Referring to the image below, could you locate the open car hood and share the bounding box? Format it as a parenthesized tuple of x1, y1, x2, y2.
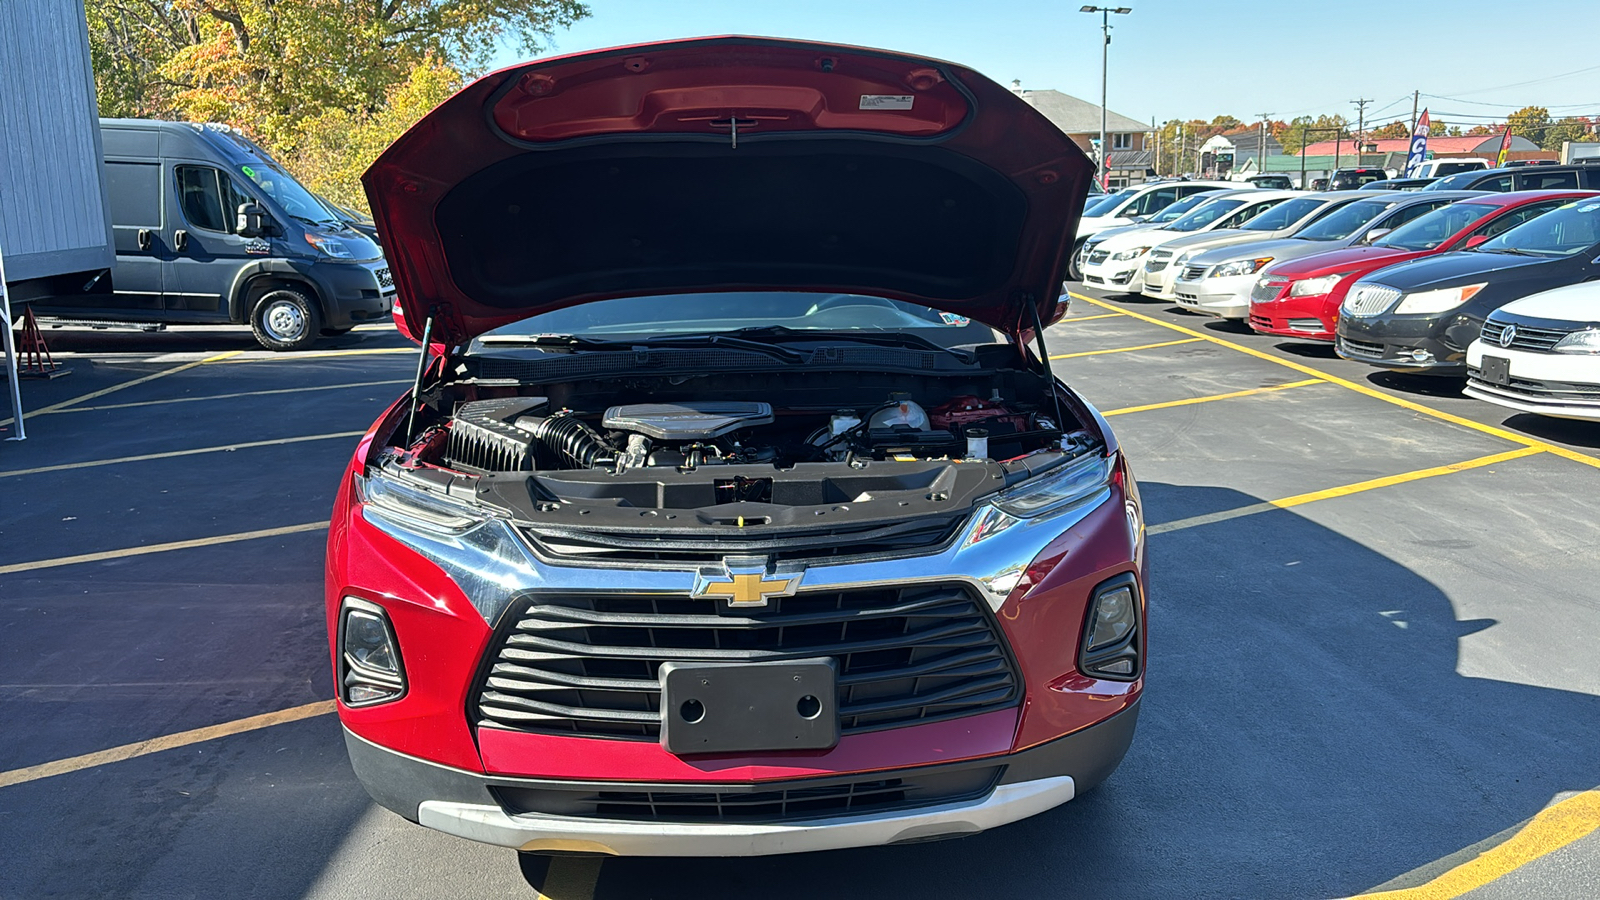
(364, 36, 1093, 344)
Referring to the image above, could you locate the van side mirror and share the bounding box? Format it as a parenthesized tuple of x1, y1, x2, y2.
(1362, 228, 1392, 245)
(1464, 234, 1491, 249)
(236, 202, 267, 238)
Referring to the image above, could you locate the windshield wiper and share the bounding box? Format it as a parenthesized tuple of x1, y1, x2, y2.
(728, 325, 978, 363)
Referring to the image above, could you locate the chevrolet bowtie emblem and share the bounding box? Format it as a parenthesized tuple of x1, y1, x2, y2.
(692, 560, 802, 608)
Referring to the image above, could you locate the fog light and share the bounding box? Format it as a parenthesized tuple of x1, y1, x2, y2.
(1410, 348, 1433, 362)
(340, 597, 406, 706)
(1079, 574, 1141, 681)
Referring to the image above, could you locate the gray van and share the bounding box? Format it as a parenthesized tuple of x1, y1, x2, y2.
(30, 119, 394, 350)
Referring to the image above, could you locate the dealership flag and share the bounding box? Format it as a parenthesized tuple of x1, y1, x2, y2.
(1496, 126, 1514, 167)
(1404, 110, 1430, 176)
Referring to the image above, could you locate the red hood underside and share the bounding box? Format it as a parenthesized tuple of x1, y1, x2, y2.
(363, 36, 1093, 344)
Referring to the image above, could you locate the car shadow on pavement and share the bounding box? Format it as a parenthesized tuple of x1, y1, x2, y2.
(1499, 413, 1600, 449)
(585, 482, 1600, 900)
(33, 326, 406, 356)
(1366, 370, 1466, 398)
(1272, 341, 1338, 360)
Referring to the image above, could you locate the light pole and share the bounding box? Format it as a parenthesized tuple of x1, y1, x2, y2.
(1081, 5, 1131, 188)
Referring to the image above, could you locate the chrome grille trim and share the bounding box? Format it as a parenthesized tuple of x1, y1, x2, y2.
(1342, 284, 1402, 317)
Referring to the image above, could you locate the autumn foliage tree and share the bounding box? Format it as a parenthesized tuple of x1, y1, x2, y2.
(85, 0, 588, 207)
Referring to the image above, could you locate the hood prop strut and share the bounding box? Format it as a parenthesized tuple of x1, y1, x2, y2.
(1026, 298, 1067, 442)
(404, 312, 435, 445)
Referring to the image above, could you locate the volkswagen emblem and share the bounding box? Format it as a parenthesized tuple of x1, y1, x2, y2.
(1498, 324, 1517, 349)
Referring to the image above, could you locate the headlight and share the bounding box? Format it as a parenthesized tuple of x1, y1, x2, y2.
(1211, 257, 1275, 278)
(358, 469, 483, 532)
(1079, 574, 1141, 680)
(305, 232, 354, 259)
(1112, 246, 1152, 261)
(991, 451, 1113, 519)
(1393, 283, 1486, 315)
(1289, 272, 1352, 297)
(1554, 329, 1600, 354)
(340, 597, 405, 706)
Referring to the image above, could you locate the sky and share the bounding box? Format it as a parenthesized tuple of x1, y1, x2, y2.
(491, 0, 1600, 129)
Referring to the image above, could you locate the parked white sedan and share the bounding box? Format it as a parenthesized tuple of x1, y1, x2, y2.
(1465, 281, 1600, 421)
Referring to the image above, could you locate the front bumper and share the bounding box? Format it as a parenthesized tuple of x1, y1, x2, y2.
(1335, 311, 1469, 374)
(1140, 256, 1180, 299)
(1248, 290, 1335, 341)
(310, 259, 397, 328)
(1174, 272, 1254, 319)
(1080, 258, 1147, 292)
(1464, 340, 1600, 421)
(347, 700, 1140, 857)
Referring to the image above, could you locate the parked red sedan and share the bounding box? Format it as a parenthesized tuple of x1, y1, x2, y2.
(1248, 190, 1596, 341)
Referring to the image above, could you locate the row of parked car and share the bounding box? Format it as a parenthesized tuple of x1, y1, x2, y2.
(1072, 172, 1600, 423)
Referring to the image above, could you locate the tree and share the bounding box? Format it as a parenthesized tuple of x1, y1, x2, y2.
(85, 0, 588, 204)
(1429, 119, 1448, 137)
(1506, 106, 1552, 146)
(1542, 116, 1595, 151)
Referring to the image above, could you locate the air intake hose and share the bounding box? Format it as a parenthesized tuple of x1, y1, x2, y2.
(517, 412, 617, 469)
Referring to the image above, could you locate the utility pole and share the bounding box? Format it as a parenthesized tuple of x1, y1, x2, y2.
(1152, 116, 1159, 175)
(1352, 98, 1372, 162)
(1255, 112, 1272, 178)
(1081, 6, 1132, 188)
(1300, 121, 1307, 188)
(1410, 90, 1420, 136)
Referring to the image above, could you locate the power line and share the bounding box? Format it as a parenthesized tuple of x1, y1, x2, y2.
(1421, 93, 1599, 110)
(1434, 63, 1600, 99)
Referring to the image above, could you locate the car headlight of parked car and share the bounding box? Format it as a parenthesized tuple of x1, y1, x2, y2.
(1553, 329, 1600, 354)
(1289, 272, 1354, 297)
(306, 232, 355, 259)
(1111, 246, 1152, 261)
(1211, 257, 1274, 278)
(1393, 283, 1486, 315)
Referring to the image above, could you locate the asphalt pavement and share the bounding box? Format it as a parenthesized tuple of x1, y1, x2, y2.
(1, 307, 1596, 900)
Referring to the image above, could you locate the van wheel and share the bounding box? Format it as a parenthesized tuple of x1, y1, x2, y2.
(251, 288, 322, 351)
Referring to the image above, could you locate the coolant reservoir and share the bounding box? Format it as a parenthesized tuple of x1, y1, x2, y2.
(868, 396, 930, 430)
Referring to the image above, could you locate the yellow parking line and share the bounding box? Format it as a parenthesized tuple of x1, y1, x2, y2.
(0, 520, 330, 576)
(1358, 790, 1600, 899)
(0, 431, 366, 479)
(1070, 293, 1600, 471)
(1147, 448, 1543, 535)
(37, 379, 410, 415)
(1049, 337, 1202, 360)
(0, 700, 335, 790)
(1058, 313, 1123, 322)
(0, 350, 243, 427)
(1103, 379, 1324, 417)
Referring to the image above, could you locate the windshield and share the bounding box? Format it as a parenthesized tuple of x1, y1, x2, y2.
(1165, 198, 1245, 232)
(1083, 189, 1137, 217)
(1373, 203, 1491, 251)
(237, 163, 341, 228)
(1293, 199, 1393, 241)
(1424, 171, 1489, 191)
(1241, 197, 1325, 231)
(1480, 200, 1600, 257)
(1147, 192, 1216, 224)
(476, 293, 1001, 347)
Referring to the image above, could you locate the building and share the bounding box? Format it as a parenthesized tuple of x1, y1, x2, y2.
(1259, 133, 1548, 187)
(1011, 82, 1151, 187)
(0, 0, 113, 302)
(1199, 126, 1283, 178)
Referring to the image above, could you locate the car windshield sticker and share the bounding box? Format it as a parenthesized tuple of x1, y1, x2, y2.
(241, 165, 256, 178)
(1579, 204, 1600, 213)
(939, 312, 971, 326)
(859, 94, 915, 110)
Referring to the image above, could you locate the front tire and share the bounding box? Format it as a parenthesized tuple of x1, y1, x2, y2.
(1066, 240, 1086, 282)
(251, 288, 323, 352)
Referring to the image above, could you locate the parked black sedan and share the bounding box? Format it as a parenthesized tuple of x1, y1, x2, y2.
(1335, 196, 1600, 375)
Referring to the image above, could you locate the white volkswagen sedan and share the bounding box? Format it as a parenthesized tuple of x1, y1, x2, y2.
(1465, 281, 1600, 421)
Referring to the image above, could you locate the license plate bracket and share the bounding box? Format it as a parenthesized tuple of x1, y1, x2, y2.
(659, 658, 839, 755)
(1481, 354, 1511, 386)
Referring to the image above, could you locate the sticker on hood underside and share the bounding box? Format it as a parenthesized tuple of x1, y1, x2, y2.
(860, 94, 915, 110)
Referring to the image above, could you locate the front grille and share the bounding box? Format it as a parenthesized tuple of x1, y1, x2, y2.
(1469, 373, 1600, 403)
(1481, 317, 1577, 353)
(1338, 336, 1385, 359)
(1145, 258, 1169, 273)
(1249, 314, 1274, 330)
(1087, 249, 1111, 265)
(1252, 278, 1288, 304)
(493, 766, 1003, 824)
(1343, 283, 1402, 317)
(1180, 265, 1208, 281)
(522, 515, 965, 564)
(474, 586, 1021, 741)
(1288, 318, 1325, 332)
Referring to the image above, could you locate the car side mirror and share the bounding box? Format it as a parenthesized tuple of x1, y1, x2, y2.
(1363, 228, 1392, 245)
(1464, 234, 1491, 249)
(236, 202, 266, 238)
